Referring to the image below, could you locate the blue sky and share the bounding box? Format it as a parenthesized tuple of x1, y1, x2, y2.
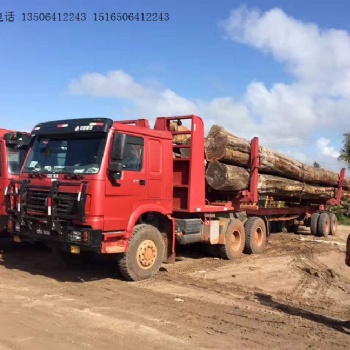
(1, 0, 350, 171)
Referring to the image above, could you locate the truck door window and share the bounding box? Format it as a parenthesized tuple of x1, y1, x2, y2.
(122, 136, 143, 171)
(6, 147, 27, 175)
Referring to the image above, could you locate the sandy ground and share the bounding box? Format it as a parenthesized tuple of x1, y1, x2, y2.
(0, 225, 349, 350)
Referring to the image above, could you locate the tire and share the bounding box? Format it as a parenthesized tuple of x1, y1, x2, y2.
(329, 213, 338, 235)
(218, 220, 245, 260)
(244, 217, 267, 254)
(310, 213, 320, 236)
(317, 212, 330, 238)
(118, 224, 165, 281)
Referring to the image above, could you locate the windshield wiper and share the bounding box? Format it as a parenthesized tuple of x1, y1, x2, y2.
(25, 168, 47, 179)
(60, 168, 85, 180)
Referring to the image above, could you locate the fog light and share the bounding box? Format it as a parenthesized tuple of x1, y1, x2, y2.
(70, 245, 80, 254)
(68, 231, 82, 242)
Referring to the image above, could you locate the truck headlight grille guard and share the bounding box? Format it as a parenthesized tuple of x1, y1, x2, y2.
(5, 179, 88, 227)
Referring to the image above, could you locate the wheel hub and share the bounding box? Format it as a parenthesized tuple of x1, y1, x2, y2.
(137, 240, 157, 269)
(254, 227, 263, 246)
(230, 230, 241, 251)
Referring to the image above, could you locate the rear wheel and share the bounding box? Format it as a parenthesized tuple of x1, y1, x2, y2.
(329, 213, 338, 235)
(218, 220, 245, 260)
(118, 224, 165, 281)
(310, 213, 320, 236)
(244, 217, 267, 254)
(317, 213, 330, 238)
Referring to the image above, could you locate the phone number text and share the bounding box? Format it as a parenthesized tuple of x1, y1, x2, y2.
(21, 12, 170, 22)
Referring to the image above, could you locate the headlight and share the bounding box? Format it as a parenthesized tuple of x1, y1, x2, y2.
(68, 231, 82, 242)
(68, 230, 89, 243)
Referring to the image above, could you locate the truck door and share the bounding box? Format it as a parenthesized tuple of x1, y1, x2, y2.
(104, 134, 147, 231)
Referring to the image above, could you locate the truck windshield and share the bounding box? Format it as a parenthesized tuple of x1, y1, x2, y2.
(22, 134, 106, 174)
(6, 147, 28, 174)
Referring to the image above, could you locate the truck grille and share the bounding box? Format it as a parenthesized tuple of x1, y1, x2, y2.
(26, 190, 47, 213)
(25, 189, 78, 217)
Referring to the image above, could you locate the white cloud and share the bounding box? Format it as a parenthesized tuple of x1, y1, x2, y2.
(68, 7, 350, 172)
(316, 137, 340, 158)
(69, 70, 198, 118)
(69, 70, 149, 99)
(220, 7, 350, 97)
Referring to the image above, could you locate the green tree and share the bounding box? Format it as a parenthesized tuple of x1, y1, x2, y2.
(313, 161, 321, 168)
(338, 133, 350, 168)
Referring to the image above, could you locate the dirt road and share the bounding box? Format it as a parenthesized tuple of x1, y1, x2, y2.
(0, 226, 349, 350)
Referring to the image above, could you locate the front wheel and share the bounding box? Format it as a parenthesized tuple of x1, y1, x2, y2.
(118, 224, 165, 281)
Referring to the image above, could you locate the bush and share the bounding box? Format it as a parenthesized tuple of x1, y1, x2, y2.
(329, 205, 350, 225)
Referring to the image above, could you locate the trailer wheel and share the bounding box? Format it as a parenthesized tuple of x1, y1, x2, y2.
(244, 217, 266, 254)
(329, 213, 338, 235)
(317, 213, 330, 238)
(118, 224, 165, 281)
(310, 213, 320, 236)
(218, 220, 245, 260)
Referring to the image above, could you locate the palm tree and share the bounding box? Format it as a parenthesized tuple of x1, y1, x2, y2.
(338, 133, 350, 168)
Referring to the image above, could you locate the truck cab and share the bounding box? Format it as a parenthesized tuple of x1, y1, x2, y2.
(6, 118, 175, 279)
(0, 130, 30, 232)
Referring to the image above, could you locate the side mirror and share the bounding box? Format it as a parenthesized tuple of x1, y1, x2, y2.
(108, 162, 123, 173)
(108, 162, 123, 182)
(4, 132, 32, 148)
(111, 133, 126, 161)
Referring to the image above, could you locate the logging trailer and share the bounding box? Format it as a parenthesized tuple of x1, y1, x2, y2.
(4, 115, 346, 280)
(0, 130, 31, 233)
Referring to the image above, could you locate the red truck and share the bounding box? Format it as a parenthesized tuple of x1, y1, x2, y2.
(0, 130, 31, 233)
(5, 115, 345, 280)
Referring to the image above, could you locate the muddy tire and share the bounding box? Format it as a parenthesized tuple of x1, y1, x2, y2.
(310, 213, 320, 236)
(244, 217, 267, 254)
(317, 213, 330, 238)
(329, 213, 337, 235)
(218, 220, 245, 260)
(118, 224, 165, 281)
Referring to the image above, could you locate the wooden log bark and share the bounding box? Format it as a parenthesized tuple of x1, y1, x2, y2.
(205, 161, 339, 199)
(205, 125, 350, 190)
(170, 122, 191, 144)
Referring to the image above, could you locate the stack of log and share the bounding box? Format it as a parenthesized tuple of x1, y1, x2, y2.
(204, 125, 350, 200)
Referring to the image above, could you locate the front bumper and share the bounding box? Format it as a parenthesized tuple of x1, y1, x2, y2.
(16, 222, 102, 251)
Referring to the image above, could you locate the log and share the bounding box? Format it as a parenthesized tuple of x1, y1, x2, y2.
(205, 125, 350, 190)
(205, 161, 340, 199)
(170, 122, 191, 144)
